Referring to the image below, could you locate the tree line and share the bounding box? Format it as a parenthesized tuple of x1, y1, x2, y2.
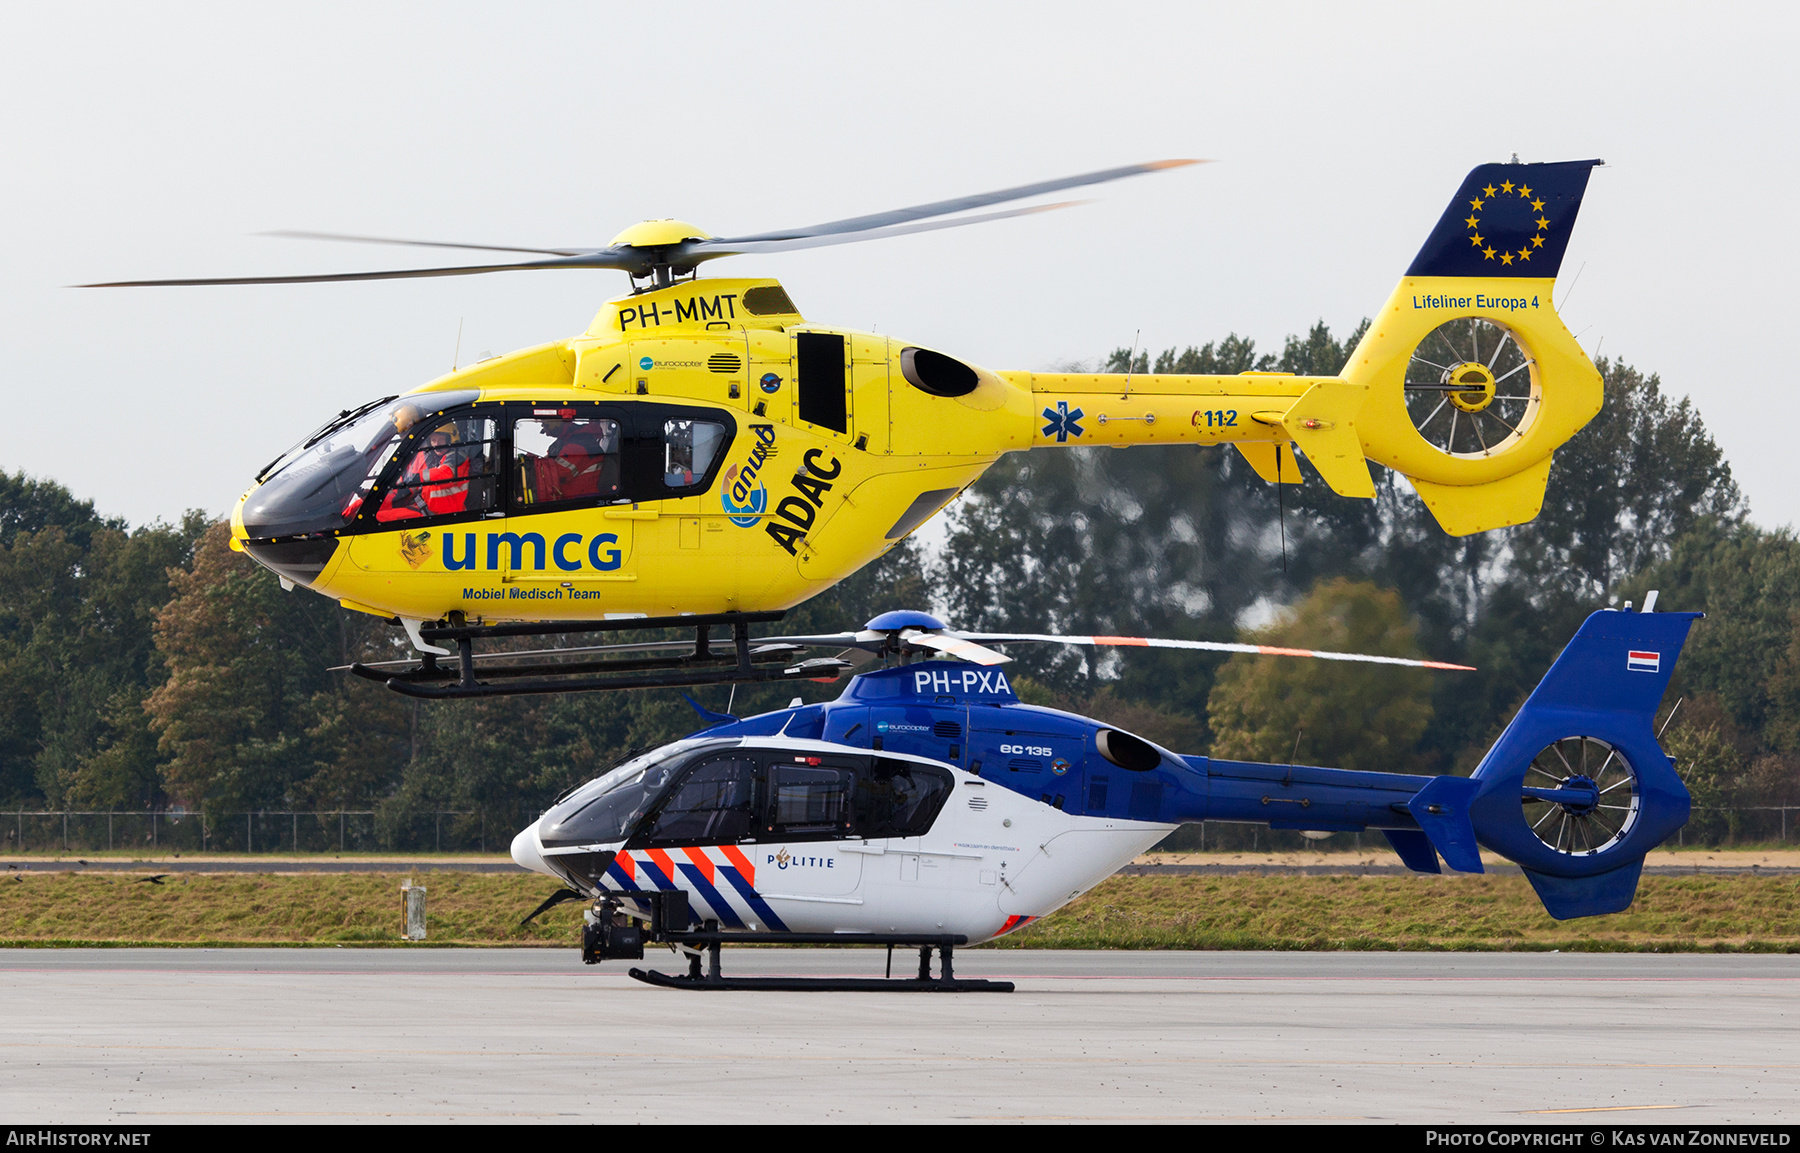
(0, 324, 1788, 847)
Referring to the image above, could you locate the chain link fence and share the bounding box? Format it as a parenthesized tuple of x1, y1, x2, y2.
(0, 809, 538, 854)
(8, 805, 1799, 856)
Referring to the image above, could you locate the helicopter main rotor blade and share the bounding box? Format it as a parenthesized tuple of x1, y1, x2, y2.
(709, 159, 1204, 245)
(262, 230, 594, 258)
(76, 251, 636, 288)
(960, 633, 1475, 671)
(83, 160, 1203, 287)
(900, 629, 1011, 666)
(687, 201, 1088, 258)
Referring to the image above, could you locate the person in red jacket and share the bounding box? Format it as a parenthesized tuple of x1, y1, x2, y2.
(530, 417, 618, 503)
(379, 422, 471, 521)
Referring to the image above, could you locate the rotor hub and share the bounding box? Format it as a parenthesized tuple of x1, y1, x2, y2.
(609, 219, 713, 248)
(1444, 362, 1497, 413)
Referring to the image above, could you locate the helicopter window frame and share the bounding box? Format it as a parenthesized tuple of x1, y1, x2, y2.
(615, 748, 956, 849)
(505, 403, 627, 516)
(614, 402, 738, 501)
(629, 753, 764, 849)
(857, 757, 955, 839)
(367, 408, 505, 528)
(766, 760, 858, 839)
(244, 391, 485, 541)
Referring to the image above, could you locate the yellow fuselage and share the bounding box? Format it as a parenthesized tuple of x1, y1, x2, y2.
(232, 272, 1594, 624)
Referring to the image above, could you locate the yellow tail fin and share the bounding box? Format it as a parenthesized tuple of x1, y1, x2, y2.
(1342, 159, 1604, 534)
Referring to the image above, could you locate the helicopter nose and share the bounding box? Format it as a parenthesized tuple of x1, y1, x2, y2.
(511, 824, 551, 877)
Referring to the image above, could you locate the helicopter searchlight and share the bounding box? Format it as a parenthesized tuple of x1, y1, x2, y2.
(87, 159, 1607, 683)
(510, 603, 1698, 992)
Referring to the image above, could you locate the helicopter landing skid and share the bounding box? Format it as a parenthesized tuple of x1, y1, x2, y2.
(350, 609, 852, 699)
(630, 931, 1013, 993)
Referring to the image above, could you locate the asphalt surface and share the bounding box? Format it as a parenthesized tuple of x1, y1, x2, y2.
(2, 949, 1796, 1123)
(7, 857, 1797, 875)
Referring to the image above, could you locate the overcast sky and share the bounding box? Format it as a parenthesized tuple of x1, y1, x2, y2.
(4, 2, 1794, 533)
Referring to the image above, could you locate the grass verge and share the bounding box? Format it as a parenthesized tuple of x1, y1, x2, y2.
(1, 870, 1796, 951)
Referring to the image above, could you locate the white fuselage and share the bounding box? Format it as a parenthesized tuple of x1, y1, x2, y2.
(512, 737, 1171, 944)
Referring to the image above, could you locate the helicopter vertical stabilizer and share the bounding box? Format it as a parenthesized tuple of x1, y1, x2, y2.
(1339, 159, 1606, 535)
(1460, 604, 1699, 919)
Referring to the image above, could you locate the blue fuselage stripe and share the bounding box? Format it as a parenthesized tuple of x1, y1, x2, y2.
(676, 863, 747, 929)
(719, 866, 789, 932)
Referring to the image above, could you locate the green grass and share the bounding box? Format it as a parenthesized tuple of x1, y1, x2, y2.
(990, 873, 1800, 952)
(3, 869, 1799, 950)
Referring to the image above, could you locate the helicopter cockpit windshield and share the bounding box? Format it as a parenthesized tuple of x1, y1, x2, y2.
(538, 740, 713, 849)
(241, 391, 479, 538)
(537, 739, 958, 855)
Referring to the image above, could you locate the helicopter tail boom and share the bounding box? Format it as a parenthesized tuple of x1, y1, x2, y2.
(1009, 159, 1606, 535)
(1174, 603, 1695, 920)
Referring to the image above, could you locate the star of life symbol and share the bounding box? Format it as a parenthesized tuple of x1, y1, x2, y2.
(1042, 400, 1085, 442)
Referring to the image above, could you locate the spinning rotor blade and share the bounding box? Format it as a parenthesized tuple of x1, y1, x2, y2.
(687, 200, 1089, 258)
(77, 251, 635, 288)
(962, 633, 1475, 671)
(79, 159, 1203, 287)
(709, 159, 1203, 244)
(261, 230, 593, 257)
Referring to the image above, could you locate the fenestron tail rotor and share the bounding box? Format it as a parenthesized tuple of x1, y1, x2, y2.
(78, 159, 1204, 290)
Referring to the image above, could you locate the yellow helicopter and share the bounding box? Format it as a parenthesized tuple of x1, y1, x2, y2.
(90, 158, 1604, 696)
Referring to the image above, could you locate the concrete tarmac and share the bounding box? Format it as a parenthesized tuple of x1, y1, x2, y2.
(2, 949, 1796, 1124)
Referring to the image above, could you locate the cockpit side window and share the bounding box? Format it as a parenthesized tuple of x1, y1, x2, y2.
(611, 748, 953, 848)
(241, 390, 481, 540)
(375, 413, 500, 524)
(634, 755, 761, 846)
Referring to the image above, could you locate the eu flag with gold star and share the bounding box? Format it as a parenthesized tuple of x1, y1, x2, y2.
(1408, 159, 1601, 278)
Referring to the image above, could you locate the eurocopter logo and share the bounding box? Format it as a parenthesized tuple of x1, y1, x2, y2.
(638, 356, 654, 371)
(721, 425, 776, 528)
(1042, 400, 1085, 442)
(876, 721, 930, 734)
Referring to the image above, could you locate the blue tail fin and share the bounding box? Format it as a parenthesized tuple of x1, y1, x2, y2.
(1466, 607, 1700, 919)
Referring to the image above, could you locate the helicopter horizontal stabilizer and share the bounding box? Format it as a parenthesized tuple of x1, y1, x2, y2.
(1380, 830, 1442, 874)
(1403, 775, 1484, 873)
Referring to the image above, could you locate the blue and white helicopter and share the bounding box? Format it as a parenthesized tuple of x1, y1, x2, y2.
(511, 600, 1697, 991)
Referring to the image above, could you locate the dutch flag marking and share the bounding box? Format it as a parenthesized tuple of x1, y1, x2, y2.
(1628, 650, 1660, 673)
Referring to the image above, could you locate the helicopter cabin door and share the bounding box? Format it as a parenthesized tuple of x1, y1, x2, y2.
(793, 331, 854, 446)
(499, 402, 634, 597)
